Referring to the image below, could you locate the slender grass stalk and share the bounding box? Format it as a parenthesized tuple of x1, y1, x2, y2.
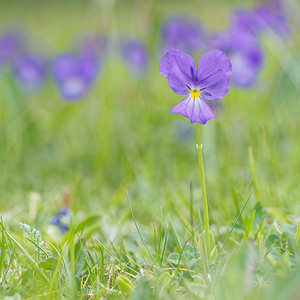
(189, 182, 194, 230)
(198, 235, 208, 284)
(128, 198, 159, 265)
(248, 147, 260, 199)
(48, 247, 66, 299)
(216, 192, 251, 261)
(69, 229, 77, 299)
(196, 124, 210, 258)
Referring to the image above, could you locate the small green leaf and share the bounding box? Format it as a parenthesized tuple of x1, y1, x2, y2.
(39, 257, 58, 271)
(74, 214, 102, 234)
(116, 275, 134, 293)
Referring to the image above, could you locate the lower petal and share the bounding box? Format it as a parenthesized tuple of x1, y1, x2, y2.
(170, 96, 215, 124)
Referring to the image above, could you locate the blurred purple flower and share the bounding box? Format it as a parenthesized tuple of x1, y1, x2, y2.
(255, 0, 290, 36)
(53, 53, 99, 101)
(210, 23, 263, 88)
(160, 17, 203, 54)
(12, 55, 46, 95)
(229, 28, 263, 87)
(231, 10, 264, 36)
(120, 38, 148, 76)
(79, 35, 108, 59)
(0, 31, 25, 66)
(159, 49, 231, 124)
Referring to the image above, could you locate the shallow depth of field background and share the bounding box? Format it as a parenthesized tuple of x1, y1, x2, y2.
(1, 0, 300, 299)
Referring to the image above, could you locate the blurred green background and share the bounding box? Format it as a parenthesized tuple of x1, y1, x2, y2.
(1, 0, 300, 299)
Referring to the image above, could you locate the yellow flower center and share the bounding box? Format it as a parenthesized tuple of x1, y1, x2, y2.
(190, 89, 200, 99)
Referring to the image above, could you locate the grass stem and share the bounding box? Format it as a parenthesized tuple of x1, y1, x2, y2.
(196, 124, 210, 258)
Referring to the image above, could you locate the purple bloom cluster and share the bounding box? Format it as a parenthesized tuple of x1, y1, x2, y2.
(159, 49, 231, 124)
(0, 30, 150, 100)
(0, 0, 291, 102)
(207, 0, 289, 88)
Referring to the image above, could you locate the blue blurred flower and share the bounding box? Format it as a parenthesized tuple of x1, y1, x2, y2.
(53, 53, 99, 101)
(59, 223, 69, 233)
(50, 207, 71, 233)
(12, 54, 46, 95)
(160, 16, 203, 54)
(120, 38, 148, 76)
(58, 207, 70, 217)
(50, 216, 61, 226)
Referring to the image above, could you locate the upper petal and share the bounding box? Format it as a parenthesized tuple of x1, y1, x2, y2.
(198, 70, 230, 100)
(159, 49, 195, 94)
(196, 50, 232, 82)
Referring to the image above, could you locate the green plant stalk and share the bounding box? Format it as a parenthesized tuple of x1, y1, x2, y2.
(248, 147, 260, 199)
(196, 123, 210, 257)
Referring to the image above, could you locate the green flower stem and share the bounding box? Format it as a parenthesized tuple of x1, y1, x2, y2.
(196, 123, 210, 257)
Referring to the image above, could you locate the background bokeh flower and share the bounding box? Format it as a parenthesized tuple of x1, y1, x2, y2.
(120, 37, 148, 76)
(160, 16, 203, 54)
(53, 53, 99, 100)
(12, 54, 46, 95)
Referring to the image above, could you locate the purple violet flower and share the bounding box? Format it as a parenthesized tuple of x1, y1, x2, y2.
(53, 53, 99, 101)
(120, 38, 148, 76)
(12, 55, 46, 95)
(159, 49, 231, 124)
(160, 17, 203, 54)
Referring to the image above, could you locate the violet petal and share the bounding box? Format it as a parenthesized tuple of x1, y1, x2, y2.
(159, 49, 195, 95)
(196, 50, 232, 82)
